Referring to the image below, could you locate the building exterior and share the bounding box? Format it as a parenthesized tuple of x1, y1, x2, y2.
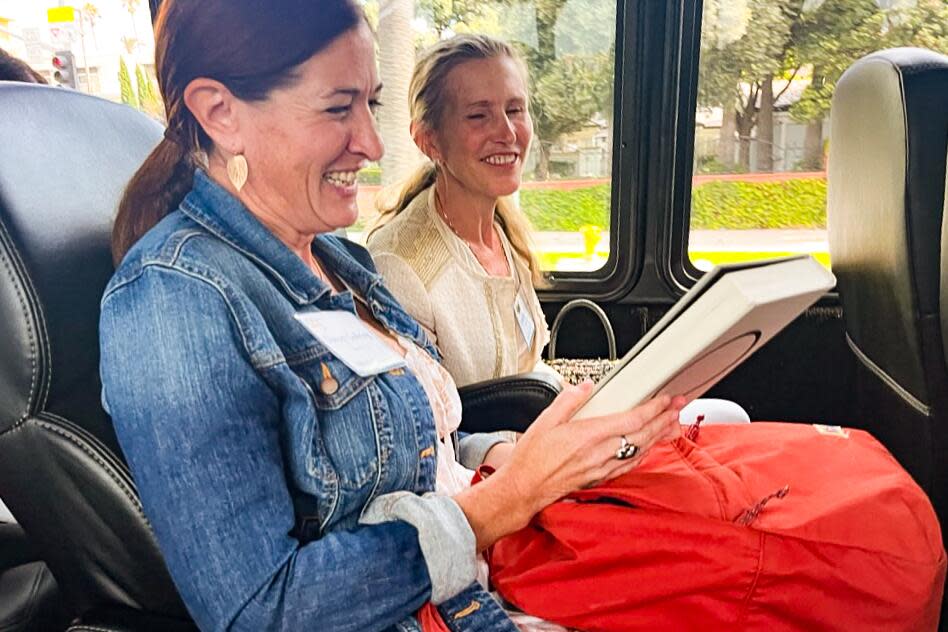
(0, 1, 155, 107)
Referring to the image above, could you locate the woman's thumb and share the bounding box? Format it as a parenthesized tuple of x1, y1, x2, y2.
(531, 381, 594, 429)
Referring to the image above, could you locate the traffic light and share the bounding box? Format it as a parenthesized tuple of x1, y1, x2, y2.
(51, 51, 77, 89)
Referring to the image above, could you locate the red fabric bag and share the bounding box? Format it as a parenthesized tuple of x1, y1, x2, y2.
(489, 422, 946, 631)
(418, 603, 451, 632)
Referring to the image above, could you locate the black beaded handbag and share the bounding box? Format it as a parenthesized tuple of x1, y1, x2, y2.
(546, 299, 619, 385)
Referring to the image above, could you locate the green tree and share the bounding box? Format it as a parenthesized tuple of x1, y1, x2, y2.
(700, 0, 947, 173)
(81, 3, 100, 48)
(121, 0, 141, 41)
(788, 0, 893, 168)
(135, 64, 162, 118)
(118, 57, 135, 106)
(786, 0, 948, 169)
(413, 0, 616, 179)
(529, 52, 611, 178)
(421, 0, 508, 34)
(134, 64, 147, 109)
(505, 0, 615, 179)
(121, 35, 139, 55)
(888, 0, 948, 54)
(698, 0, 795, 171)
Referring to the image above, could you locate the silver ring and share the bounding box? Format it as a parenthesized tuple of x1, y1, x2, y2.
(616, 435, 638, 460)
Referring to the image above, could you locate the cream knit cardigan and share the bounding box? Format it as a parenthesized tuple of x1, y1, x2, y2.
(367, 186, 550, 387)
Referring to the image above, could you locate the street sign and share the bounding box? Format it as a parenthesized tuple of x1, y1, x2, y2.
(48, 26, 75, 48)
(22, 27, 45, 65)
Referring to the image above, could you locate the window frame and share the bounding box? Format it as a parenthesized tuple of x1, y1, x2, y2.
(537, 0, 707, 303)
(143, 0, 660, 301)
(537, 0, 641, 301)
(545, 0, 710, 305)
(662, 0, 704, 292)
(663, 0, 839, 301)
(593, 0, 701, 306)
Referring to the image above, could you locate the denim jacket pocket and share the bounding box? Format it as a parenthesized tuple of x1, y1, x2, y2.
(296, 354, 386, 492)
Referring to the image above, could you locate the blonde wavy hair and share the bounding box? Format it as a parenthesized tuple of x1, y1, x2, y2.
(371, 33, 543, 286)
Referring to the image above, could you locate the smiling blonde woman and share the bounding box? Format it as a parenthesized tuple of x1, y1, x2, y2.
(368, 35, 554, 388)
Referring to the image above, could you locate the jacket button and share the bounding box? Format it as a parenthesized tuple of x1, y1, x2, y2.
(320, 377, 339, 395)
(319, 362, 339, 395)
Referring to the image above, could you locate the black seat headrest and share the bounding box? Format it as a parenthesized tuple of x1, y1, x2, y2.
(828, 48, 948, 412)
(943, 156, 948, 372)
(0, 82, 162, 446)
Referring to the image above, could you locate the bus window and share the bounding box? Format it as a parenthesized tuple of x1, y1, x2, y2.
(690, 0, 948, 272)
(360, 0, 619, 274)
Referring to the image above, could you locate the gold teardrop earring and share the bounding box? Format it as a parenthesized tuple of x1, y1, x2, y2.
(226, 153, 248, 192)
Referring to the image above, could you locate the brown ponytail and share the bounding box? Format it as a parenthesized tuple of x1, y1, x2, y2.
(112, 138, 194, 264)
(111, 0, 363, 264)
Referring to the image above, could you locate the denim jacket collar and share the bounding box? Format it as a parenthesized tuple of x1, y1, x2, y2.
(179, 170, 436, 356)
(181, 169, 385, 300)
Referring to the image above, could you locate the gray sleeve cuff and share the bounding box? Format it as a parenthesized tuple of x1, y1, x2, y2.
(359, 492, 476, 604)
(458, 432, 511, 469)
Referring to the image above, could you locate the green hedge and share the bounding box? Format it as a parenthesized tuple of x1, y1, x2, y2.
(519, 178, 827, 231)
(357, 164, 382, 185)
(690, 178, 827, 230)
(520, 185, 611, 231)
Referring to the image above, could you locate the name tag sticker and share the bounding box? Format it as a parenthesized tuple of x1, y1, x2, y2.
(294, 310, 405, 377)
(514, 292, 536, 348)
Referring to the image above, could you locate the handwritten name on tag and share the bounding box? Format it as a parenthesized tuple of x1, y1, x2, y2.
(295, 310, 405, 377)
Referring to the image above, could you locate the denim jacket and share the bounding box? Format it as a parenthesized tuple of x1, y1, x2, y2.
(99, 170, 520, 632)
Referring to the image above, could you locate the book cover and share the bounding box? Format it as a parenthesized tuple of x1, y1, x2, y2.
(573, 255, 836, 420)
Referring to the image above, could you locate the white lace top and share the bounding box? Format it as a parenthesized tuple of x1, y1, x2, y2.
(398, 338, 567, 632)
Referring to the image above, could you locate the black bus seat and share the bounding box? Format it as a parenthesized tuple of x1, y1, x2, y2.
(827, 48, 948, 525)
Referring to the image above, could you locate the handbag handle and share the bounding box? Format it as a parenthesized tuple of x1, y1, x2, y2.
(547, 299, 617, 361)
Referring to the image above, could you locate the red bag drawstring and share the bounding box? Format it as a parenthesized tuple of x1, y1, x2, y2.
(735, 484, 791, 526)
(685, 414, 706, 442)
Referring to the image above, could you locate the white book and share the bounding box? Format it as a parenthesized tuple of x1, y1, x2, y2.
(573, 255, 836, 420)
(0, 496, 15, 523)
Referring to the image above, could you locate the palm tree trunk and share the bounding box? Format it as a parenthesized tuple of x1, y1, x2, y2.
(377, 0, 419, 186)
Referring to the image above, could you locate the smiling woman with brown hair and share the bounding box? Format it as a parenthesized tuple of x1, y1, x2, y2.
(98, 2, 683, 630)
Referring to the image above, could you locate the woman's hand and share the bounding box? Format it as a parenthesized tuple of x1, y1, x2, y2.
(454, 383, 685, 550)
(482, 440, 517, 470)
(501, 383, 685, 515)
